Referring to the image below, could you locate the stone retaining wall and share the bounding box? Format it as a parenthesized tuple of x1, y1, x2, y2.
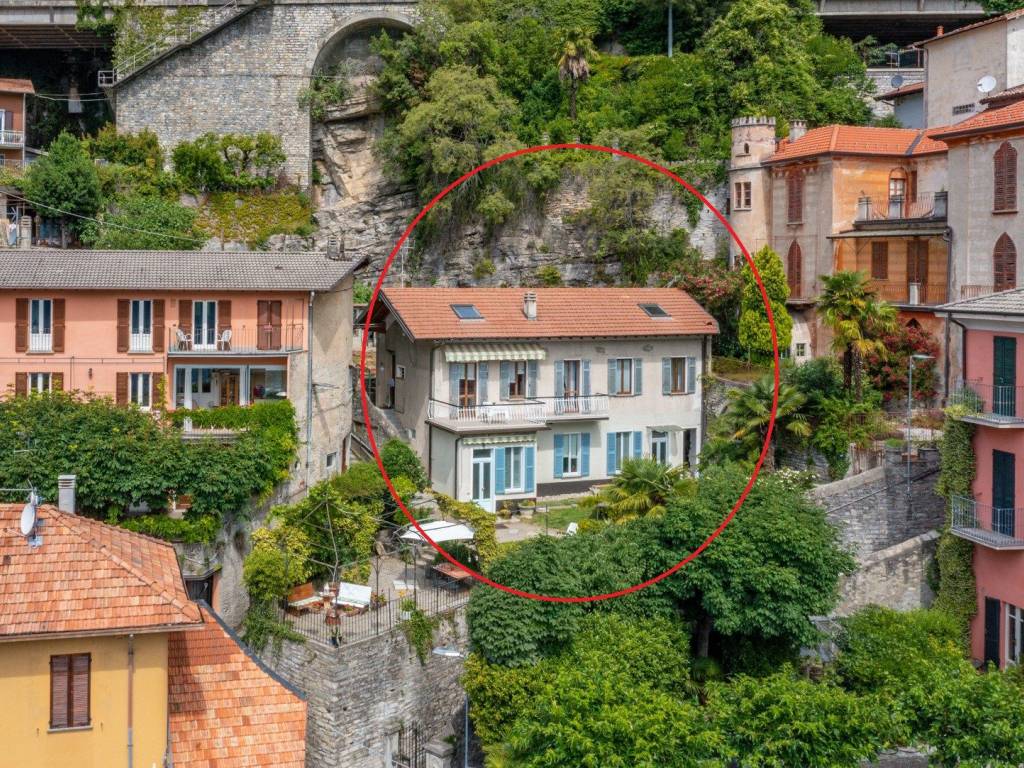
(835, 530, 939, 616)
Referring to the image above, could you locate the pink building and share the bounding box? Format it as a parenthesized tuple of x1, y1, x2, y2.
(942, 290, 1024, 668)
(0, 249, 362, 485)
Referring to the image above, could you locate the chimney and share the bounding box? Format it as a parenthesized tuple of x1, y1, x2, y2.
(18, 215, 32, 249)
(936, 25, 944, 36)
(789, 120, 807, 142)
(57, 475, 76, 514)
(523, 291, 537, 320)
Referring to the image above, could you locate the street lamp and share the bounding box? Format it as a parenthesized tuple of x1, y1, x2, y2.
(432, 647, 469, 768)
(907, 353, 934, 498)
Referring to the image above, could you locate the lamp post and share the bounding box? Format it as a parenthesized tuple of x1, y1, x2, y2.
(432, 647, 469, 768)
(907, 353, 934, 498)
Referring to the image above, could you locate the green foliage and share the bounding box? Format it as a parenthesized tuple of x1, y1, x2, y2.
(934, 416, 978, 631)
(298, 64, 351, 121)
(581, 457, 694, 522)
(979, 0, 1024, 13)
(195, 191, 315, 248)
(436, 493, 499, 564)
(84, 124, 163, 168)
(401, 605, 441, 664)
(534, 265, 562, 286)
(22, 131, 102, 238)
(242, 526, 314, 603)
(80, 194, 202, 250)
(118, 513, 219, 543)
(738, 245, 793, 357)
(670, 254, 743, 356)
(168, 400, 297, 434)
(380, 438, 429, 491)
(241, 599, 305, 656)
(864, 321, 941, 403)
(172, 133, 286, 193)
(472, 257, 497, 280)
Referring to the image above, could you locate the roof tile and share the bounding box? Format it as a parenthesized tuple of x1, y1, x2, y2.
(767, 125, 947, 164)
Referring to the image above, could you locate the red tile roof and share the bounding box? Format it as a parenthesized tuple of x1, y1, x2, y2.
(931, 99, 1024, 141)
(876, 81, 924, 101)
(0, 504, 202, 640)
(0, 78, 34, 95)
(378, 287, 719, 340)
(766, 125, 948, 164)
(168, 607, 307, 768)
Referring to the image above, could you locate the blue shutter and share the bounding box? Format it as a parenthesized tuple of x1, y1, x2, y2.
(500, 361, 511, 401)
(662, 358, 671, 395)
(580, 433, 590, 477)
(607, 433, 617, 475)
(478, 362, 489, 404)
(494, 446, 506, 494)
(686, 357, 697, 394)
(553, 434, 564, 478)
(449, 363, 460, 404)
(527, 360, 538, 398)
(607, 359, 616, 394)
(633, 430, 643, 458)
(633, 358, 643, 395)
(525, 446, 536, 493)
(554, 360, 564, 397)
(582, 359, 591, 396)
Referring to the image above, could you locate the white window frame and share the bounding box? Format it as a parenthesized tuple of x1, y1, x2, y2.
(612, 358, 634, 396)
(1009, 603, 1023, 666)
(505, 446, 524, 492)
(130, 372, 152, 409)
(651, 430, 669, 465)
(28, 372, 51, 393)
(193, 300, 218, 350)
(561, 433, 581, 477)
(130, 299, 153, 353)
(613, 431, 632, 474)
(29, 298, 52, 352)
(795, 342, 807, 358)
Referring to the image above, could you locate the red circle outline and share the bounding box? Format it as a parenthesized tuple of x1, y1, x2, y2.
(360, 143, 779, 603)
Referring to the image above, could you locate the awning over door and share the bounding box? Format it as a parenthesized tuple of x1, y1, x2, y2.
(443, 343, 546, 362)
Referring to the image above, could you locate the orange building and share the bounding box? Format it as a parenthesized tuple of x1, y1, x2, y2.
(0, 77, 32, 169)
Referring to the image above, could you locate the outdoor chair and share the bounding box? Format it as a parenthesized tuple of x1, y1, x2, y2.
(174, 328, 192, 351)
(217, 328, 232, 351)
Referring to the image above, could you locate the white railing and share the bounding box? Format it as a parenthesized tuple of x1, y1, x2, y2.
(0, 130, 23, 146)
(549, 394, 609, 417)
(129, 332, 152, 353)
(428, 399, 547, 424)
(29, 333, 51, 353)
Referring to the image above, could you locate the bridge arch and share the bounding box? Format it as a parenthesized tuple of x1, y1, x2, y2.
(308, 12, 416, 78)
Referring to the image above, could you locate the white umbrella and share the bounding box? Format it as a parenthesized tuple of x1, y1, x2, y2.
(399, 519, 476, 544)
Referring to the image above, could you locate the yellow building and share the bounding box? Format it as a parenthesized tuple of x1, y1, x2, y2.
(0, 499, 307, 768)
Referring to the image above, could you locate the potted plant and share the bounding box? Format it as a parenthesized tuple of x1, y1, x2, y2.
(399, 597, 415, 621)
(371, 592, 388, 610)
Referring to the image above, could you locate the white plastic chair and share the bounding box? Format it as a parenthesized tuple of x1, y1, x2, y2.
(566, 522, 579, 536)
(217, 328, 232, 351)
(174, 327, 191, 351)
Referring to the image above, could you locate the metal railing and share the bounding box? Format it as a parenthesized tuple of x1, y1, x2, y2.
(960, 284, 999, 299)
(427, 395, 610, 425)
(855, 192, 947, 222)
(951, 496, 1024, 548)
(0, 130, 23, 146)
(949, 379, 1024, 422)
(168, 323, 304, 354)
(871, 281, 948, 306)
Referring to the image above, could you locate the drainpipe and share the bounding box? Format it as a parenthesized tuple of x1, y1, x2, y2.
(127, 634, 135, 768)
(305, 291, 315, 488)
(428, 346, 436, 479)
(943, 227, 954, 399)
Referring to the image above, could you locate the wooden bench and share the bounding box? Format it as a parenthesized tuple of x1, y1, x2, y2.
(286, 582, 319, 615)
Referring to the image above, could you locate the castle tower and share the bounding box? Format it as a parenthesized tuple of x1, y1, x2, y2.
(727, 117, 777, 266)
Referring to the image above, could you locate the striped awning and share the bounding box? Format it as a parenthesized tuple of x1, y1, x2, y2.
(464, 434, 536, 446)
(443, 343, 546, 362)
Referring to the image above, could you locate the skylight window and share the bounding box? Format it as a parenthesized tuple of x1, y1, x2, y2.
(451, 304, 483, 320)
(639, 303, 670, 318)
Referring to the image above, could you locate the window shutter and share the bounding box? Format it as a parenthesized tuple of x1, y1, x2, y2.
(787, 241, 802, 297)
(153, 372, 165, 407)
(499, 361, 511, 400)
(633, 358, 642, 395)
(50, 655, 69, 729)
(582, 359, 591, 397)
(494, 447, 505, 495)
(527, 360, 538, 398)
(686, 357, 697, 393)
(477, 362, 488, 405)
(14, 372, 27, 397)
(178, 299, 192, 335)
(662, 358, 671, 395)
(117, 299, 130, 353)
(71, 654, 89, 727)
(606, 433, 617, 476)
(787, 174, 803, 223)
(152, 299, 165, 353)
(270, 300, 282, 349)
(52, 299, 65, 353)
(995, 233, 1018, 292)
(257, 300, 270, 351)
(871, 242, 889, 280)
(524, 446, 535, 492)
(116, 372, 129, 405)
(554, 360, 564, 398)
(449, 363, 460, 405)
(995, 142, 1018, 211)
(217, 300, 231, 350)
(15, 298, 27, 352)
(633, 430, 643, 459)
(553, 434, 564, 478)
(52, 372, 64, 392)
(580, 433, 590, 477)
(607, 359, 616, 394)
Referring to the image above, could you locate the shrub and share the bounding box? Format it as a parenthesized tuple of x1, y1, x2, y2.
(80, 194, 202, 250)
(242, 526, 313, 603)
(22, 131, 102, 240)
(85, 124, 163, 168)
(535, 265, 562, 286)
(172, 132, 285, 192)
(298, 64, 351, 121)
(380, 438, 428, 490)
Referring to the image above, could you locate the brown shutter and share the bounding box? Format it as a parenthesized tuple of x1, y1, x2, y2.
(257, 300, 270, 350)
(217, 300, 231, 350)
(908, 170, 918, 203)
(52, 372, 64, 392)
(117, 299, 130, 353)
(15, 298, 27, 352)
(871, 242, 889, 279)
(116, 372, 129, 405)
(153, 300, 165, 353)
(995, 233, 1018, 292)
(787, 241, 802, 297)
(178, 299, 192, 335)
(52, 299, 65, 353)
(270, 300, 282, 349)
(71, 654, 90, 727)
(995, 142, 1018, 212)
(14, 372, 27, 397)
(787, 174, 803, 223)
(153, 372, 165, 408)
(50, 655, 69, 729)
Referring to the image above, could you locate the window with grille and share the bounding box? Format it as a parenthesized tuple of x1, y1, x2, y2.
(995, 233, 1017, 292)
(787, 174, 804, 223)
(871, 242, 889, 279)
(994, 141, 1018, 212)
(787, 241, 802, 296)
(50, 654, 90, 730)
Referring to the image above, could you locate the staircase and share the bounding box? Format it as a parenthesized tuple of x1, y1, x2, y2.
(98, 0, 266, 88)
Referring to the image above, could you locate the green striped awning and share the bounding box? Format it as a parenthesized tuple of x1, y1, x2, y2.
(443, 343, 546, 362)
(464, 434, 537, 446)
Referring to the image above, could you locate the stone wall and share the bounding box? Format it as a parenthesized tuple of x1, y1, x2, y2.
(261, 608, 469, 768)
(835, 530, 939, 616)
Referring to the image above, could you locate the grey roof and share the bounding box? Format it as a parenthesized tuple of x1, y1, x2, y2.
(0, 250, 363, 291)
(937, 287, 1024, 316)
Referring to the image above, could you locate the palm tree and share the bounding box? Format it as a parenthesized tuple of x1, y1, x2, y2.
(818, 271, 897, 399)
(581, 458, 693, 523)
(556, 28, 597, 121)
(709, 375, 811, 471)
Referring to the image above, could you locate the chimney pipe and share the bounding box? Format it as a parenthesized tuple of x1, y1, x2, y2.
(58, 475, 76, 514)
(523, 292, 537, 320)
(789, 120, 808, 141)
(936, 25, 944, 36)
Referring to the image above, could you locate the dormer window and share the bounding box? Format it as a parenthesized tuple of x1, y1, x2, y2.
(639, 304, 670, 318)
(451, 304, 482, 320)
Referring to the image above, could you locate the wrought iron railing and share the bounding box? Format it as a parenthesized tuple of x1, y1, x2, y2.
(951, 496, 1024, 547)
(949, 379, 1024, 422)
(855, 191, 948, 222)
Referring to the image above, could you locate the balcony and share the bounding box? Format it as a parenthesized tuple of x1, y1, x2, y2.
(167, 324, 304, 356)
(855, 192, 947, 225)
(0, 130, 24, 148)
(949, 380, 1024, 427)
(426, 395, 610, 432)
(960, 284, 998, 300)
(951, 496, 1024, 549)
(871, 281, 948, 307)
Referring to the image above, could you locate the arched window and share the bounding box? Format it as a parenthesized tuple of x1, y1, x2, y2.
(787, 241, 802, 297)
(994, 142, 1018, 212)
(994, 233, 1017, 292)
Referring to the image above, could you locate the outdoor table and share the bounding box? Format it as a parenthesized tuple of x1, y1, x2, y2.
(432, 562, 472, 589)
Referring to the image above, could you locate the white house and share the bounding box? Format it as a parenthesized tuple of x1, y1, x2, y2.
(365, 287, 719, 510)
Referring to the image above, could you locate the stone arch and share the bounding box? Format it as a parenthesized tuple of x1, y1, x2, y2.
(309, 13, 416, 78)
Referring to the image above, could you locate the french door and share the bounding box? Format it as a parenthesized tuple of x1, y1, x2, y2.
(193, 300, 217, 350)
(985, 597, 1002, 669)
(471, 448, 494, 512)
(994, 336, 1017, 417)
(993, 450, 1016, 538)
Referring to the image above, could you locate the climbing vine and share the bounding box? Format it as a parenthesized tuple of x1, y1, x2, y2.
(401, 601, 441, 664)
(435, 493, 499, 565)
(934, 411, 977, 634)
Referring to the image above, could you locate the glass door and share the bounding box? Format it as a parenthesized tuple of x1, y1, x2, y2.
(651, 431, 668, 464)
(193, 300, 217, 350)
(472, 448, 494, 513)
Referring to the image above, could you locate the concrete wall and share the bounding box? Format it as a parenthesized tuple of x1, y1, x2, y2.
(923, 20, 1007, 128)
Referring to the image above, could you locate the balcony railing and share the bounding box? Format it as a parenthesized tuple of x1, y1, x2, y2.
(426, 395, 610, 427)
(855, 192, 947, 223)
(960, 284, 998, 300)
(28, 332, 51, 353)
(949, 379, 1024, 425)
(0, 130, 24, 147)
(871, 281, 948, 306)
(951, 496, 1024, 549)
(168, 323, 304, 355)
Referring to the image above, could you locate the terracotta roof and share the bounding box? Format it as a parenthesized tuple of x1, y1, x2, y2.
(876, 81, 924, 101)
(766, 125, 948, 163)
(0, 504, 201, 639)
(168, 606, 307, 768)
(0, 78, 34, 95)
(378, 288, 719, 341)
(931, 99, 1024, 140)
(914, 9, 1024, 47)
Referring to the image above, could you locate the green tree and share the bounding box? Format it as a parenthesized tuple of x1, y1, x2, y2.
(738, 245, 793, 358)
(80, 194, 202, 250)
(242, 526, 313, 603)
(555, 27, 598, 121)
(22, 131, 102, 246)
(580, 457, 694, 522)
(380, 438, 429, 491)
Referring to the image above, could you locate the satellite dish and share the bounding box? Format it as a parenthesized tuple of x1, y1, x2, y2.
(891, 74, 904, 88)
(20, 500, 37, 536)
(979, 75, 997, 94)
